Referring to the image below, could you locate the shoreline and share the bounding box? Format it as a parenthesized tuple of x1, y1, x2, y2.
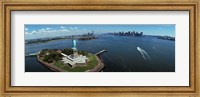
(87, 55, 104, 72)
(26, 35, 97, 44)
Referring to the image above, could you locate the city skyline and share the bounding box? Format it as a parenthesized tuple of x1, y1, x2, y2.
(25, 24, 175, 39)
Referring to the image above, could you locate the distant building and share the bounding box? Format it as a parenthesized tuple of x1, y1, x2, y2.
(61, 39, 88, 68)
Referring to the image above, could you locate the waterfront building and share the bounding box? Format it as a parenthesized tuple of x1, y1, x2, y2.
(61, 39, 88, 68)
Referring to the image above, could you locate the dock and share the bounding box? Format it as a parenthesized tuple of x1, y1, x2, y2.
(95, 49, 107, 55)
(25, 52, 39, 57)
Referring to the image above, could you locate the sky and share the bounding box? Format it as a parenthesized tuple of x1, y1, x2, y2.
(25, 24, 175, 40)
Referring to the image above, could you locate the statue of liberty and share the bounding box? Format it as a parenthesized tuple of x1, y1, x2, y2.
(72, 39, 77, 50)
(72, 38, 78, 58)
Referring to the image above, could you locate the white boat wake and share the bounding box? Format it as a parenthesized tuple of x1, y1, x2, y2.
(137, 47, 151, 61)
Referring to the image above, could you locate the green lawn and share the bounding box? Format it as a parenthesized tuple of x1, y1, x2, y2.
(54, 54, 98, 72)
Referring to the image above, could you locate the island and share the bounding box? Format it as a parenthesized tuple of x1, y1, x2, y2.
(36, 38, 105, 72)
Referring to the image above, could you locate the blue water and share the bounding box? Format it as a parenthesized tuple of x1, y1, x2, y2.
(25, 35, 175, 72)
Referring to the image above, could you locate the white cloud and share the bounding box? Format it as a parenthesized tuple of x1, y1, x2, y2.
(25, 26, 85, 39)
(69, 27, 79, 31)
(46, 28, 51, 30)
(25, 31, 31, 35)
(60, 26, 65, 29)
(69, 27, 74, 30)
(25, 28, 28, 31)
(25, 28, 70, 36)
(60, 29, 69, 32)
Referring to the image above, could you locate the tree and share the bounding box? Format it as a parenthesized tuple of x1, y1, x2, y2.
(78, 50, 88, 56)
(42, 51, 62, 63)
(47, 59, 54, 63)
(43, 55, 50, 62)
(55, 55, 62, 62)
(39, 49, 49, 57)
(62, 49, 73, 55)
(39, 51, 46, 57)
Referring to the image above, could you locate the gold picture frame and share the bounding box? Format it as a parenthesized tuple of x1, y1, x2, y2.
(0, 0, 199, 97)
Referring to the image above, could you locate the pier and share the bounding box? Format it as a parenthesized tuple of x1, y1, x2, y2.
(95, 49, 107, 55)
(25, 52, 39, 57)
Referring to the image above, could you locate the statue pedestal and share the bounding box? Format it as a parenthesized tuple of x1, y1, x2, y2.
(72, 48, 78, 58)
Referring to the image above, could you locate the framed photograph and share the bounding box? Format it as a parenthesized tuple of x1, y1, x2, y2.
(1, 0, 199, 97)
